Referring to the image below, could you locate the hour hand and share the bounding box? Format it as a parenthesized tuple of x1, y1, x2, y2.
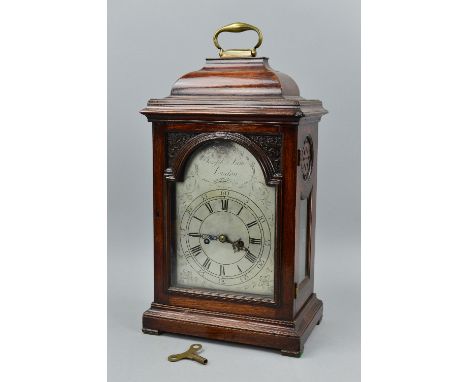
(231, 238, 246, 252)
(198, 233, 239, 248)
(215, 235, 245, 252)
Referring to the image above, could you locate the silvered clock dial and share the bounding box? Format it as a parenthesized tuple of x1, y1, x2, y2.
(173, 140, 276, 297)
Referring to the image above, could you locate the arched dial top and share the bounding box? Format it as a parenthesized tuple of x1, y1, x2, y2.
(165, 132, 282, 186)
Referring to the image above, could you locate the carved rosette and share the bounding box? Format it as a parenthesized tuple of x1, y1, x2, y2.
(166, 132, 282, 175)
(299, 136, 313, 180)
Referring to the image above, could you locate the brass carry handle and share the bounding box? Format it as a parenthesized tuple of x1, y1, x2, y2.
(213, 22, 263, 58)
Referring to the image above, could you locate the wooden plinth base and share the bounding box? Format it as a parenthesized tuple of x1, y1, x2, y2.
(142, 294, 323, 357)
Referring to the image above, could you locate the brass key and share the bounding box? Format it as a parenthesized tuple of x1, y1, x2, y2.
(168, 344, 208, 365)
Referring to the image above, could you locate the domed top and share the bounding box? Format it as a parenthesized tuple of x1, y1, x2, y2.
(170, 57, 300, 97)
(142, 57, 327, 120)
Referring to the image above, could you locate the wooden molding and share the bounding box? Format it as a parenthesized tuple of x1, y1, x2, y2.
(143, 293, 323, 357)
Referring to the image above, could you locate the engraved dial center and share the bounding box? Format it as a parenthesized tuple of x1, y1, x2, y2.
(199, 211, 249, 265)
(180, 189, 271, 287)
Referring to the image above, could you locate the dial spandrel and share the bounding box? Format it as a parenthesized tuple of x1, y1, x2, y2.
(174, 141, 276, 297)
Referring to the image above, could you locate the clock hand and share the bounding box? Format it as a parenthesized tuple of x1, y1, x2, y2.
(200, 233, 235, 245)
(199, 233, 219, 244)
(218, 234, 233, 244)
(234, 239, 258, 259)
(201, 234, 219, 240)
(219, 234, 247, 252)
(199, 234, 248, 253)
(231, 238, 246, 253)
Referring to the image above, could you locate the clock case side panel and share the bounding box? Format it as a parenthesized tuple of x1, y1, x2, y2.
(294, 118, 322, 315)
(156, 121, 294, 321)
(152, 123, 168, 305)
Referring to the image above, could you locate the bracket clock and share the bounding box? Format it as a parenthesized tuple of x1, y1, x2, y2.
(141, 22, 328, 357)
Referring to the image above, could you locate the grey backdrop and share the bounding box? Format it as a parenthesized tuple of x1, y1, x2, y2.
(108, 0, 360, 381)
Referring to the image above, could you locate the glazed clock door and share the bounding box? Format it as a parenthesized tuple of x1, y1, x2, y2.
(171, 137, 276, 298)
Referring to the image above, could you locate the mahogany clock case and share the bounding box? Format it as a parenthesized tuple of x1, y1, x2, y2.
(141, 57, 327, 356)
